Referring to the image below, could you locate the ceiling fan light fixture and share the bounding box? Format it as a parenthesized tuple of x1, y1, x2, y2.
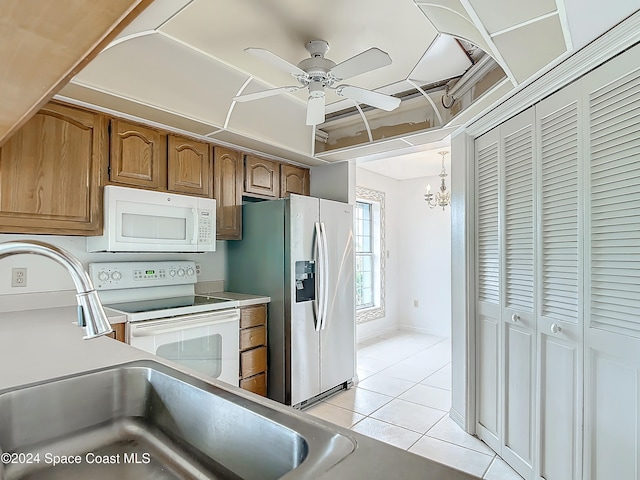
(237, 40, 400, 126)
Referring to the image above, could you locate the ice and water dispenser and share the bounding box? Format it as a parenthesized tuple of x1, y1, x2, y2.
(295, 260, 316, 302)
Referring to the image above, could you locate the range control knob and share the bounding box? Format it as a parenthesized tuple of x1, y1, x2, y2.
(111, 271, 122, 281)
(177, 268, 185, 277)
(169, 269, 176, 277)
(98, 271, 109, 282)
(186, 267, 195, 277)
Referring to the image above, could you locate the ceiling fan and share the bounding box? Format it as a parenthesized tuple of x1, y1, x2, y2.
(232, 40, 402, 126)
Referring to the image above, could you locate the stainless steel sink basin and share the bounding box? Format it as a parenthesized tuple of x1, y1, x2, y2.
(0, 361, 355, 479)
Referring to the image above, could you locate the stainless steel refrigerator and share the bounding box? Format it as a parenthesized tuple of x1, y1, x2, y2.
(227, 194, 355, 407)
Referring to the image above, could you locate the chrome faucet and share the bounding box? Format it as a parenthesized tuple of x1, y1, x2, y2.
(0, 240, 113, 339)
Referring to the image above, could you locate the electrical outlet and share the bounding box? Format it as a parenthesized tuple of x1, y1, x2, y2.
(413, 299, 419, 308)
(195, 263, 201, 276)
(12, 268, 27, 287)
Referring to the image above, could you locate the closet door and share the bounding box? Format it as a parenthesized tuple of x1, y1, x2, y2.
(582, 46, 640, 480)
(535, 82, 583, 480)
(475, 127, 502, 453)
(500, 108, 536, 480)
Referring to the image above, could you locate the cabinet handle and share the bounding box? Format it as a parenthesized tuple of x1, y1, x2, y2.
(511, 313, 520, 323)
(550, 323, 562, 334)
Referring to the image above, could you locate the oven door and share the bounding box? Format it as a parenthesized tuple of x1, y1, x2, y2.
(128, 309, 240, 386)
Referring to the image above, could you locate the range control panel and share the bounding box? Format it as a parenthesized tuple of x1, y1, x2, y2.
(89, 261, 197, 291)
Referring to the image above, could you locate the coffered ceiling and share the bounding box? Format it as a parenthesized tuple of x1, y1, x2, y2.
(58, 0, 639, 169)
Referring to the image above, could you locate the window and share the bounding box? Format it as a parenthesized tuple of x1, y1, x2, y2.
(355, 186, 386, 322)
(355, 201, 374, 308)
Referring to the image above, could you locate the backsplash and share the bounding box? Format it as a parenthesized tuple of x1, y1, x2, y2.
(0, 233, 227, 297)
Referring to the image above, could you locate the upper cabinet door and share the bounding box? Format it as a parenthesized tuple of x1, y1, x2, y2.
(244, 155, 280, 198)
(109, 119, 166, 189)
(0, 102, 107, 235)
(214, 147, 243, 240)
(167, 135, 212, 197)
(281, 164, 310, 197)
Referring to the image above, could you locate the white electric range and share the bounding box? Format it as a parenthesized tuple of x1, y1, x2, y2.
(90, 261, 240, 386)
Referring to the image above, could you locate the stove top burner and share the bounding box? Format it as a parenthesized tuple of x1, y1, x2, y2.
(105, 295, 235, 315)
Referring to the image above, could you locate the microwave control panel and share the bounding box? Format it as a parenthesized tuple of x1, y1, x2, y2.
(198, 209, 213, 245)
(89, 261, 197, 290)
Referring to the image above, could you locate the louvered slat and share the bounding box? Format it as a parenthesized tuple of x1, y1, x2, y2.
(504, 127, 534, 312)
(477, 141, 500, 304)
(590, 68, 640, 335)
(540, 102, 579, 323)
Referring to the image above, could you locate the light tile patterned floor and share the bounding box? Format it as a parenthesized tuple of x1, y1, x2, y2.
(305, 330, 523, 480)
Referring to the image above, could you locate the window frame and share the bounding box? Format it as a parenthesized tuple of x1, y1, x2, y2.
(355, 186, 386, 323)
(355, 201, 375, 309)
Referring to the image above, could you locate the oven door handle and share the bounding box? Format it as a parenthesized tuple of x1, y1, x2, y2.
(130, 309, 240, 337)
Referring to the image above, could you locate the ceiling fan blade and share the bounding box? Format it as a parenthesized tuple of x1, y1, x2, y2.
(336, 85, 401, 111)
(331, 48, 392, 81)
(306, 95, 326, 126)
(245, 47, 307, 77)
(233, 86, 301, 102)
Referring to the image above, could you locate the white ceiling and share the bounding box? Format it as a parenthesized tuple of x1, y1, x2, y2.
(59, 0, 640, 175)
(358, 141, 452, 180)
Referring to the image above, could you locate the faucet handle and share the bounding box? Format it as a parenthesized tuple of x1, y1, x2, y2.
(77, 305, 86, 327)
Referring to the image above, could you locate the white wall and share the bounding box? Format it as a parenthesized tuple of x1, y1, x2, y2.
(354, 167, 400, 341)
(354, 167, 452, 342)
(397, 176, 452, 337)
(0, 233, 227, 297)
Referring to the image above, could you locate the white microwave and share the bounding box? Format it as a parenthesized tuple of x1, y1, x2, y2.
(87, 186, 216, 253)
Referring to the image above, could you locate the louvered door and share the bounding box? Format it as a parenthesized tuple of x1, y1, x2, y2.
(501, 108, 536, 480)
(475, 127, 502, 453)
(535, 82, 583, 480)
(582, 46, 640, 480)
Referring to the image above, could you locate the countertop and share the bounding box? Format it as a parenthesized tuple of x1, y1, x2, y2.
(204, 291, 271, 307)
(0, 306, 475, 479)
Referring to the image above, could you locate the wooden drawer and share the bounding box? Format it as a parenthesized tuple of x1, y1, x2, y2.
(240, 304, 267, 329)
(240, 346, 267, 378)
(240, 373, 267, 396)
(240, 325, 266, 351)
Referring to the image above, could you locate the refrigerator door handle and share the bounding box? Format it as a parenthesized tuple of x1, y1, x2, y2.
(314, 221, 324, 332)
(320, 222, 330, 330)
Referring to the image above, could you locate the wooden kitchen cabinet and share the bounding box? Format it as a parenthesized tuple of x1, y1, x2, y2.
(244, 155, 280, 198)
(280, 164, 310, 197)
(239, 304, 268, 396)
(167, 134, 212, 197)
(214, 147, 243, 240)
(106, 323, 126, 342)
(111, 123, 213, 197)
(109, 119, 166, 190)
(0, 102, 107, 235)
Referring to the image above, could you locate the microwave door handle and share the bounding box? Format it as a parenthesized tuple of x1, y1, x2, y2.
(191, 209, 198, 244)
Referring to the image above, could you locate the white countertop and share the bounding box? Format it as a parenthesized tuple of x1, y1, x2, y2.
(0, 306, 149, 391)
(205, 291, 270, 307)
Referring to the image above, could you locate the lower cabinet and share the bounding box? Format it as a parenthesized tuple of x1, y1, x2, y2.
(239, 304, 268, 396)
(106, 323, 126, 342)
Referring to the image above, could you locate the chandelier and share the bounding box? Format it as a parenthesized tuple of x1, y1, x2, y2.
(424, 151, 451, 210)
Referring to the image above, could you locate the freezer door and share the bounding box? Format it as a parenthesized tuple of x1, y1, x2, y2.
(288, 195, 322, 405)
(319, 199, 355, 393)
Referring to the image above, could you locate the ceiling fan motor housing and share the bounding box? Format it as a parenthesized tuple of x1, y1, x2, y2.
(306, 40, 330, 58)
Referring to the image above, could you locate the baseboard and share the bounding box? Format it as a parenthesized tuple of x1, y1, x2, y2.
(356, 325, 401, 343)
(398, 324, 450, 338)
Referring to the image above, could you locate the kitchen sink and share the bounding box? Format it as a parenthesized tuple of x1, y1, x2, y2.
(0, 361, 355, 479)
